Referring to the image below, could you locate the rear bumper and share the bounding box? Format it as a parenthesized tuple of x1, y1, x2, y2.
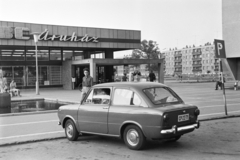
(160, 121, 200, 134)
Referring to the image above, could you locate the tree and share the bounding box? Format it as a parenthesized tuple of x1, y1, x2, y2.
(125, 40, 161, 71)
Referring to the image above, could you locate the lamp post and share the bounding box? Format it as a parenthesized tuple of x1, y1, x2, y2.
(32, 32, 40, 95)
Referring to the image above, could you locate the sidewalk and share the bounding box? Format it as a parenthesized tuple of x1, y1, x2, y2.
(12, 88, 82, 104)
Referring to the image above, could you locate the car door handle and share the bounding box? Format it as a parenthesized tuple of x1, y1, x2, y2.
(103, 106, 109, 109)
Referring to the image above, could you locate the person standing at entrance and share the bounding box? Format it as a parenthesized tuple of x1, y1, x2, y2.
(148, 70, 156, 82)
(81, 68, 93, 101)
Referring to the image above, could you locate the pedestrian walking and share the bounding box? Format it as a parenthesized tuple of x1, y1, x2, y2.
(148, 70, 156, 82)
(81, 68, 93, 101)
(215, 74, 225, 90)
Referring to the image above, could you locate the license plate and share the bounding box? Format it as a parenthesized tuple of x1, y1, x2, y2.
(178, 114, 189, 122)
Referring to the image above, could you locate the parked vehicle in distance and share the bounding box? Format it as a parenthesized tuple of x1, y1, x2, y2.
(58, 82, 200, 150)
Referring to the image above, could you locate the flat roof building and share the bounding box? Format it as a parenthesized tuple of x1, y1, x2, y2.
(0, 21, 164, 90)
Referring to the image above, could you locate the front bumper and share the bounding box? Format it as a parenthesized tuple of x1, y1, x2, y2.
(160, 121, 200, 134)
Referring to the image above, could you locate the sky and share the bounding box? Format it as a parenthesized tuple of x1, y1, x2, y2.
(0, 0, 222, 57)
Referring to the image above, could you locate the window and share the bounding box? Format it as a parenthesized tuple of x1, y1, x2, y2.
(50, 49, 61, 61)
(63, 50, 73, 61)
(84, 88, 111, 104)
(112, 88, 141, 106)
(0, 49, 25, 61)
(143, 87, 181, 105)
(26, 49, 49, 61)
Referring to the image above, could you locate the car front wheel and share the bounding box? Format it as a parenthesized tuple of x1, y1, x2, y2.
(65, 119, 79, 141)
(123, 125, 146, 150)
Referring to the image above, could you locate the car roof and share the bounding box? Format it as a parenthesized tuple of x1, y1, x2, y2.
(93, 82, 167, 89)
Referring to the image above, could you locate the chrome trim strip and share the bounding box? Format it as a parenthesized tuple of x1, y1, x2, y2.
(80, 131, 120, 138)
(160, 122, 200, 134)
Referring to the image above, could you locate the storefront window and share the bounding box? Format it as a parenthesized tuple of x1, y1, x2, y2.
(27, 66, 37, 86)
(39, 66, 49, 86)
(0, 49, 25, 61)
(50, 49, 61, 61)
(63, 50, 73, 61)
(73, 50, 84, 60)
(26, 49, 49, 61)
(27, 66, 52, 86)
(13, 66, 25, 86)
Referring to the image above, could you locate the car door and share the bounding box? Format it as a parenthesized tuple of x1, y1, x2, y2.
(108, 88, 144, 135)
(78, 87, 111, 134)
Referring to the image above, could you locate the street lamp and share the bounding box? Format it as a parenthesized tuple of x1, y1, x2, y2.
(32, 32, 40, 95)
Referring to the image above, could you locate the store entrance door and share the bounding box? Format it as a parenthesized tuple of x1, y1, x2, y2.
(74, 65, 89, 89)
(96, 66, 108, 84)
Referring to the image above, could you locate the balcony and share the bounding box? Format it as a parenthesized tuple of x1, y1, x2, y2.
(192, 57, 202, 61)
(192, 69, 202, 72)
(174, 59, 182, 62)
(174, 64, 182, 68)
(192, 63, 202, 67)
(175, 54, 182, 57)
(192, 52, 201, 56)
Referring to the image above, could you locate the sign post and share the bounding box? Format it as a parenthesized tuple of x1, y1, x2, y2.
(214, 39, 228, 115)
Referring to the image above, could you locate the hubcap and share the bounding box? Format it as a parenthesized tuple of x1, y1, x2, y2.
(66, 124, 73, 138)
(126, 129, 139, 146)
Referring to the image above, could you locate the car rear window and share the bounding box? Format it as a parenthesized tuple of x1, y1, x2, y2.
(143, 87, 182, 105)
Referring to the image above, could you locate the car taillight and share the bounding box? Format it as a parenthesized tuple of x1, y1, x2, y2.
(194, 109, 200, 116)
(163, 114, 169, 122)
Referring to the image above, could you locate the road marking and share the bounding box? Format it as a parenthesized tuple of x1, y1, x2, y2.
(0, 120, 58, 127)
(186, 98, 240, 103)
(0, 131, 64, 140)
(199, 103, 240, 109)
(199, 110, 240, 117)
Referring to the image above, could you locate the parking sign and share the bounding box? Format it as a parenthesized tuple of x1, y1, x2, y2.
(214, 39, 226, 58)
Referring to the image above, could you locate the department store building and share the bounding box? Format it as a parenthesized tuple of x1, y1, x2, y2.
(0, 21, 164, 89)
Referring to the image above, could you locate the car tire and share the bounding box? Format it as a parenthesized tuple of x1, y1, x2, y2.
(123, 125, 146, 150)
(65, 119, 79, 141)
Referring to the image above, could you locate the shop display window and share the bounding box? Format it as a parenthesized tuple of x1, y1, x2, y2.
(50, 49, 61, 61)
(73, 50, 84, 60)
(26, 49, 49, 61)
(63, 50, 73, 61)
(26, 66, 61, 86)
(13, 66, 25, 86)
(0, 49, 25, 61)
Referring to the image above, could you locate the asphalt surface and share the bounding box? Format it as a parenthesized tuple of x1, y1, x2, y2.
(1, 117, 240, 160)
(0, 81, 240, 146)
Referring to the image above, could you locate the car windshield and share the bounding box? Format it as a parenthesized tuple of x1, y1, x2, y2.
(143, 87, 182, 105)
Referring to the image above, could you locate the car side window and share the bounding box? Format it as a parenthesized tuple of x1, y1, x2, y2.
(113, 88, 141, 106)
(84, 88, 111, 105)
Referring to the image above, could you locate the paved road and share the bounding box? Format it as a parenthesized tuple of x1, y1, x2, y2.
(0, 81, 240, 146)
(1, 117, 240, 160)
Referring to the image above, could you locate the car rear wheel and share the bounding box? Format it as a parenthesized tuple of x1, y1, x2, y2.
(123, 125, 146, 150)
(65, 119, 79, 141)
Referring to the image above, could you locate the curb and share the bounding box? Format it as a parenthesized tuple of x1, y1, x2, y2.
(0, 114, 240, 147)
(0, 136, 66, 147)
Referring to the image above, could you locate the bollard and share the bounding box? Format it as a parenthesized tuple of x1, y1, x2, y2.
(234, 81, 239, 91)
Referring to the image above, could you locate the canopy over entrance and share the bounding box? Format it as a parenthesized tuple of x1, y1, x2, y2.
(62, 58, 164, 90)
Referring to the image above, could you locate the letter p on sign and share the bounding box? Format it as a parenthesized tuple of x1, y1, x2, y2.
(214, 39, 226, 58)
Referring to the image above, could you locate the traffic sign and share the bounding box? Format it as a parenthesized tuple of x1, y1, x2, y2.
(214, 39, 226, 58)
